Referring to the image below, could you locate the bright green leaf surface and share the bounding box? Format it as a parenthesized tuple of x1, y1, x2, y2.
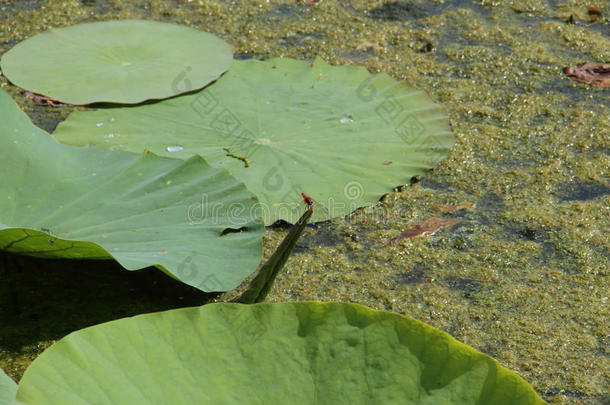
(0, 20, 232, 104)
(0, 90, 263, 292)
(53, 57, 454, 224)
(14, 302, 545, 405)
(0, 368, 17, 405)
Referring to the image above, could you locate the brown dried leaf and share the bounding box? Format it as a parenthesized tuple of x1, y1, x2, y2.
(22, 91, 66, 107)
(563, 62, 610, 88)
(429, 202, 475, 214)
(587, 6, 602, 16)
(387, 216, 459, 245)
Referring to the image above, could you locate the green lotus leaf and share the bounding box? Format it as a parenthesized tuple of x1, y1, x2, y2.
(14, 302, 544, 405)
(0, 89, 263, 292)
(53, 57, 454, 224)
(0, 20, 232, 105)
(0, 368, 16, 405)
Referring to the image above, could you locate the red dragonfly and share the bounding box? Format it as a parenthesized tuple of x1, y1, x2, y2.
(301, 192, 313, 207)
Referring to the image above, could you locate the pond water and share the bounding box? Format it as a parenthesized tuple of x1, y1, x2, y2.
(0, 1, 608, 404)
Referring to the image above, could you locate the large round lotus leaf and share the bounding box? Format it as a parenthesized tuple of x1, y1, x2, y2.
(0, 20, 232, 105)
(53, 57, 454, 224)
(0, 367, 16, 405)
(14, 302, 544, 405)
(0, 90, 263, 292)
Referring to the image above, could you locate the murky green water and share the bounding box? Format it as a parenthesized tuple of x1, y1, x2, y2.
(0, 1, 608, 403)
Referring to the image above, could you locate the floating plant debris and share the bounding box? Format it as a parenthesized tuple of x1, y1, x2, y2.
(563, 62, 610, 88)
(587, 5, 603, 22)
(387, 216, 459, 245)
(22, 91, 65, 107)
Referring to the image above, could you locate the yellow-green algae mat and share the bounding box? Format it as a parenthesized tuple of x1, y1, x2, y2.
(0, 20, 232, 105)
(0, 89, 263, 292)
(4, 302, 544, 405)
(53, 57, 454, 225)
